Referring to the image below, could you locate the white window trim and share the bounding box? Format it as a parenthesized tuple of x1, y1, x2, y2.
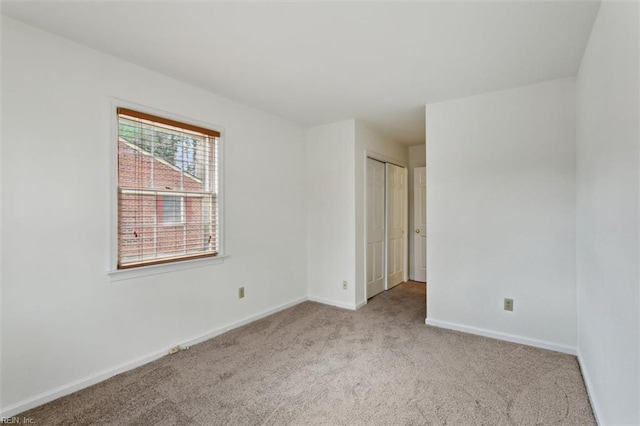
(108, 98, 226, 280)
(107, 254, 228, 281)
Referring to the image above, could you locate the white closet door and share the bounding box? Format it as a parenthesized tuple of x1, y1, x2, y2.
(386, 163, 405, 289)
(414, 167, 427, 282)
(366, 158, 385, 298)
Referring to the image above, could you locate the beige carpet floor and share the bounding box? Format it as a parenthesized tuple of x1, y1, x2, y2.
(19, 282, 595, 425)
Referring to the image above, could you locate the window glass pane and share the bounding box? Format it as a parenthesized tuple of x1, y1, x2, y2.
(162, 196, 183, 224)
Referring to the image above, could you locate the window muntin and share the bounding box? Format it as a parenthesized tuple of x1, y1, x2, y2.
(117, 108, 220, 269)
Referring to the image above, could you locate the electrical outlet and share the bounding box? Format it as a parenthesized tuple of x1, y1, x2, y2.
(342, 281, 348, 290)
(169, 346, 180, 355)
(238, 287, 245, 299)
(504, 298, 514, 312)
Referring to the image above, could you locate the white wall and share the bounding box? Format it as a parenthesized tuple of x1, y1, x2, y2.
(0, 20, 4, 412)
(408, 144, 426, 280)
(576, 1, 640, 424)
(354, 120, 408, 305)
(1, 18, 308, 414)
(425, 78, 577, 352)
(306, 120, 407, 308)
(306, 120, 357, 309)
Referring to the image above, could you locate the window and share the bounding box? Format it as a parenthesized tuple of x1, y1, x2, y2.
(117, 108, 220, 269)
(160, 196, 184, 225)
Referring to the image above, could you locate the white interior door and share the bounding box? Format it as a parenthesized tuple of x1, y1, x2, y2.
(366, 158, 385, 299)
(413, 167, 427, 282)
(386, 163, 405, 289)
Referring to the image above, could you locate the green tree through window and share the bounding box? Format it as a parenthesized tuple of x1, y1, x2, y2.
(119, 118, 199, 177)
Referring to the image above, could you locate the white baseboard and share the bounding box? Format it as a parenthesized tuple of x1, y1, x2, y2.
(308, 295, 358, 310)
(355, 299, 367, 310)
(1, 349, 168, 419)
(576, 349, 602, 425)
(0, 296, 308, 418)
(181, 296, 307, 348)
(424, 318, 577, 355)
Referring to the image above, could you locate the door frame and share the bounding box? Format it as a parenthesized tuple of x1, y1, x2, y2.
(363, 149, 408, 302)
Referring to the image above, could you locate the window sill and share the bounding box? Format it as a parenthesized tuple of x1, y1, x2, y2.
(107, 254, 227, 282)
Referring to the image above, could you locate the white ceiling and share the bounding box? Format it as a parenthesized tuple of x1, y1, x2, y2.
(1, 1, 600, 145)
